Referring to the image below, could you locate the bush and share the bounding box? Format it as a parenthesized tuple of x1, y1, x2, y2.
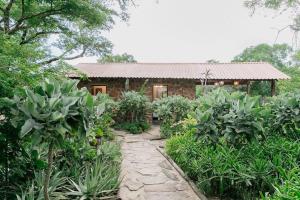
(114, 121, 150, 134)
(93, 93, 119, 140)
(115, 91, 151, 134)
(195, 89, 269, 147)
(17, 141, 121, 200)
(262, 167, 300, 200)
(270, 92, 300, 139)
(153, 95, 193, 137)
(2, 79, 122, 199)
(166, 131, 300, 199)
(166, 89, 300, 200)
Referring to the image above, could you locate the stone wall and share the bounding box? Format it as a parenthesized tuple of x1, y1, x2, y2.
(78, 78, 196, 100)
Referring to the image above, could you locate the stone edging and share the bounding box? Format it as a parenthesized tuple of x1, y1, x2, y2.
(156, 146, 208, 200)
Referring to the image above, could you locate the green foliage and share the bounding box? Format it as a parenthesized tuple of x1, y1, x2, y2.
(270, 92, 300, 139)
(5, 78, 100, 200)
(115, 91, 151, 134)
(277, 66, 300, 94)
(164, 89, 300, 199)
(262, 167, 300, 200)
(152, 96, 193, 138)
(66, 143, 121, 199)
(16, 142, 121, 200)
(0, 1, 131, 65)
(8, 78, 96, 142)
(233, 43, 292, 68)
(195, 89, 269, 147)
(232, 43, 295, 96)
(17, 171, 68, 200)
(166, 132, 300, 199)
(97, 53, 136, 63)
(114, 121, 150, 134)
(91, 93, 119, 140)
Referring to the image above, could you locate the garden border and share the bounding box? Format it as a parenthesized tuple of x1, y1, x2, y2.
(156, 146, 208, 200)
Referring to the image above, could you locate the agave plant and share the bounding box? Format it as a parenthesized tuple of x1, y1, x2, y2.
(66, 158, 120, 199)
(7, 78, 104, 200)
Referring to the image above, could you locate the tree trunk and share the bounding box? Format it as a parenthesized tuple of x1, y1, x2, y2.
(44, 141, 54, 200)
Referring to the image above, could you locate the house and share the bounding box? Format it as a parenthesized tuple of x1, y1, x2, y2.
(69, 62, 290, 99)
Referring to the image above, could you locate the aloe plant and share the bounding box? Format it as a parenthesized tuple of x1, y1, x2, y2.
(7, 78, 103, 200)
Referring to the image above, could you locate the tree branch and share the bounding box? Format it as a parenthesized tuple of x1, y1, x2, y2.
(20, 31, 61, 44)
(38, 46, 87, 65)
(3, 0, 15, 33)
(9, 7, 65, 34)
(21, 0, 25, 17)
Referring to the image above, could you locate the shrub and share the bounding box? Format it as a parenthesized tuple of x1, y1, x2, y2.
(195, 89, 269, 147)
(166, 132, 300, 199)
(152, 95, 193, 137)
(118, 91, 151, 122)
(114, 121, 150, 134)
(92, 93, 119, 140)
(270, 92, 300, 139)
(116, 91, 151, 133)
(262, 167, 300, 200)
(66, 142, 121, 199)
(166, 89, 300, 199)
(6, 79, 98, 200)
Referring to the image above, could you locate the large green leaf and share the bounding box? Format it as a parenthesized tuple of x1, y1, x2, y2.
(20, 119, 35, 138)
(50, 111, 64, 122)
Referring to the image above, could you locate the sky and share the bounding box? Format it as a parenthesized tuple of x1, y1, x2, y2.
(67, 0, 295, 65)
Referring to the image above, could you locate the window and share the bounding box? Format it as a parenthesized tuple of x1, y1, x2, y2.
(153, 85, 168, 100)
(91, 85, 107, 95)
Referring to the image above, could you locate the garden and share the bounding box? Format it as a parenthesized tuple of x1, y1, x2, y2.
(0, 74, 156, 199)
(152, 89, 300, 199)
(0, 79, 124, 200)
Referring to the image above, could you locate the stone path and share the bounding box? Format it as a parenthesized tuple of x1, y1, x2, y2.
(117, 126, 201, 200)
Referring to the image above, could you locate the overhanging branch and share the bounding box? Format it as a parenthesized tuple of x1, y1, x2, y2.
(38, 46, 87, 65)
(9, 7, 64, 34)
(20, 31, 61, 44)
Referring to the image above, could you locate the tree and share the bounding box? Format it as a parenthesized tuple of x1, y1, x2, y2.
(7, 79, 102, 200)
(207, 59, 220, 64)
(233, 43, 293, 68)
(232, 43, 294, 96)
(277, 66, 300, 93)
(244, 0, 300, 45)
(0, 0, 130, 65)
(98, 53, 136, 63)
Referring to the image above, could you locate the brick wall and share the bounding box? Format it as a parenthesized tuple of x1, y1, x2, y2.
(78, 78, 196, 100)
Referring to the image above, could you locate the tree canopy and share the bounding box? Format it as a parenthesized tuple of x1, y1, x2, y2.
(232, 43, 300, 95)
(97, 53, 136, 63)
(232, 43, 293, 68)
(206, 59, 220, 64)
(0, 0, 130, 65)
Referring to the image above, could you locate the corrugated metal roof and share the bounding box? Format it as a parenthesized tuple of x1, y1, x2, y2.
(69, 62, 290, 80)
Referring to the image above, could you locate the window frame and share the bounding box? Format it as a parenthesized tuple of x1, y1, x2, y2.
(152, 85, 168, 101)
(91, 85, 107, 95)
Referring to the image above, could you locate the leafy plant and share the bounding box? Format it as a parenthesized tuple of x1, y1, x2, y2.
(114, 121, 150, 134)
(67, 148, 121, 200)
(152, 95, 193, 137)
(118, 91, 151, 123)
(16, 171, 67, 200)
(166, 131, 300, 199)
(195, 89, 269, 147)
(262, 167, 300, 200)
(270, 92, 300, 139)
(115, 91, 151, 134)
(7, 78, 102, 200)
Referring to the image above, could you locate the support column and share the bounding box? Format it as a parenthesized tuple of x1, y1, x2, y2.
(271, 80, 276, 96)
(246, 81, 251, 95)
